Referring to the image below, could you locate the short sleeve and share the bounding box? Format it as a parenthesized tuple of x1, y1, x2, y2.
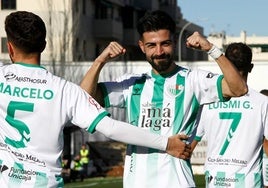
(188, 69, 224, 105)
(63, 81, 109, 133)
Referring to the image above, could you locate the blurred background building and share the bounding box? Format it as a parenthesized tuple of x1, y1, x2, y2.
(0, 0, 204, 164)
(207, 30, 268, 61)
(0, 0, 204, 64)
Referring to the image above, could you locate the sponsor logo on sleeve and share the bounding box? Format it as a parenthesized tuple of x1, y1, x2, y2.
(88, 96, 102, 110)
(206, 73, 216, 78)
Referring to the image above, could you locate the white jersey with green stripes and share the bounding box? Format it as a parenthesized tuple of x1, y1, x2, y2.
(101, 65, 224, 188)
(263, 152, 268, 186)
(0, 63, 108, 187)
(194, 88, 268, 188)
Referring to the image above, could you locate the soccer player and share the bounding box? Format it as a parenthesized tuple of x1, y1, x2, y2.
(191, 43, 268, 187)
(0, 11, 192, 187)
(261, 89, 268, 188)
(80, 10, 247, 188)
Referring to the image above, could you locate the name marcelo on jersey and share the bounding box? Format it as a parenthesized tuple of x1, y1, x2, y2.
(0, 82, 53, 100)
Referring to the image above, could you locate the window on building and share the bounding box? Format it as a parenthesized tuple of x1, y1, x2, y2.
(262, 46, 268, 52)
(122, 6, 133, 28)
(95, 44, 100, 58)
(95, 1, 113, 19)
(83, 40, 86, 60)
(82, 0, 86, 15)
(75, 38, 83, 61)
(1, 0, 16, 10)
(160, 0, 176, 5)
(1, 37, 8, 53)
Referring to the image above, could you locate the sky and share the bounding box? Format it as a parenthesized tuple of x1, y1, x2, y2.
(178, 0, 268, 37)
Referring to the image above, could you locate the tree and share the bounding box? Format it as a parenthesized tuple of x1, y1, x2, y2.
(46, 0, 77, 77)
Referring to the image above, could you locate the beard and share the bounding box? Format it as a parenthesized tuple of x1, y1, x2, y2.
(147, 53, 173, 73)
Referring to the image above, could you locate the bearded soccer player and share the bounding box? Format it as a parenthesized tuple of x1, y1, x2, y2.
(80, 10, 247, 188)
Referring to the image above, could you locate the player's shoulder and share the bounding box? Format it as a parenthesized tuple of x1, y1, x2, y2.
(116, 72, 149, 82)
(248, 87, 268, 102)
(177, 65, 190, 74)
(182, 66, 221, 84)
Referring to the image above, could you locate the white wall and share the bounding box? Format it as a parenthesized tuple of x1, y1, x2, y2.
(180, 61, 268, 92)
(43, 60, 268, 93)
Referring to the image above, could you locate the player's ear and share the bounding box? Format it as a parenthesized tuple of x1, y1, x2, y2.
(138, 40, 145, 53)
(40, 40, 46, 53)
(248, 64, 254, 73)
(7, 42, 15, 62)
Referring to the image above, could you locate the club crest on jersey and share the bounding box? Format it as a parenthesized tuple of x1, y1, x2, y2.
(167, 84, 184, 97)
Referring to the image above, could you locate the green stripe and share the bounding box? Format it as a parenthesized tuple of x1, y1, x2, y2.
(99, 83, 110, 107)
(86, 111, 110, 133)
(34, 171, 49, 188)
(170, 72, 199, 183)
(254, 172, 262, 187)
(128, 75, 146, 126)
(194, 135, 202, 141)
(15, 62, 46, 70)
(173, 71, 200, 135)
(235, 173, 245, 188)
(253, 151, 262, 187)
(129, 76, 146, 127)
(127, 76, 146, 185)
(173, 73, 185, 134)
(146, 75, 165, 185)
(217, 75, 226, 101)
(55, 174, 64, 188)
(185, 95, 199, 134)
(216, 171, 225, 188)
(9, 162, 23, 187)
(149, 75, 165, 134)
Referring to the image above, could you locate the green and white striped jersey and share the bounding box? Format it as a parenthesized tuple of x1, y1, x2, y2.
(263, 152, 268, 186)
(101, 65, 224, 188)
(194, 88, 268, 188)
(0, 63, 108, 187)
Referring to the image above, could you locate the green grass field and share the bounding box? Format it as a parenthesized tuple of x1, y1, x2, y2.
(64, 175, 205, 188)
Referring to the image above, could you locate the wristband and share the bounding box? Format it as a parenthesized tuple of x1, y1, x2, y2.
(207, 45, 223, 60)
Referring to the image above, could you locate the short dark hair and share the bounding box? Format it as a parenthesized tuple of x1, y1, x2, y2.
(225, 42, 253, 73)
(136, 10, 176, 37)
(260, 89, 268, 96)
(5, 11, 46, 53)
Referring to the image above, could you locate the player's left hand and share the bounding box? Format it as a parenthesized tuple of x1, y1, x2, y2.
(95, 41, 126, 64)
(186, 31, 213, 52)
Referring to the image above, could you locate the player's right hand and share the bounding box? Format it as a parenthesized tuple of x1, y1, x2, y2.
(95, 41, 126, 64)
(166, 134, 191, 160)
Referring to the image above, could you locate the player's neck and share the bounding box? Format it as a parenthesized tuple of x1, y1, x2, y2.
(8, 42, 41, 65)
(152, 62, 177, 75)
(12, 53, 41, 65)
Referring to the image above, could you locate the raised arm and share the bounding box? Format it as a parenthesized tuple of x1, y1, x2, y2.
(186, 32, 248, 98)
(80, 42, 126, 105)
(264, 138, 268, 156)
